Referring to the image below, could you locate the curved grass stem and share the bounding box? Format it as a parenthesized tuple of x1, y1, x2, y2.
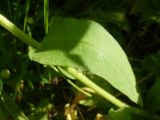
(62, 67, 129, 108)
(0, 14, 41, 49)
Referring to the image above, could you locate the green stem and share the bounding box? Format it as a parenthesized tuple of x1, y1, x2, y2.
(44, 0, 49, 34)
(62, 67, 129, 108)
(67, 79, 92, 97)
(0, 14, 41, 49)
(23, 0, 31, 32)
(0, 13, 128, 108)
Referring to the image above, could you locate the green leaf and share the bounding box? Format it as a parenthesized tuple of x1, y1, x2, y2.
(0, 92, 29, 120)
(107, 108, 149, 120)
(29, 99, 52, 120)
(145, 77, 160, 113)
(29, 17, 139, 103)
(107, 108, 133, 120)
(142, 53, 160, 77)
(130, 0, 160, 23)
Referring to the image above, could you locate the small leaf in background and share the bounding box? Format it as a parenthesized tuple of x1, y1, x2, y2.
(145, 77, 160, 113)
(130, 0, 160, 23)
(142, 53, 160, 76)
(107, 108, 132, 120)
(107, 108, 149, 120)
(29, 99, 54, 120)
(29, 16, 139, 103)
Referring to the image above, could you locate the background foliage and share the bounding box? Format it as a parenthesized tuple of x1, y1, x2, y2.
(0, 0, 160, 119)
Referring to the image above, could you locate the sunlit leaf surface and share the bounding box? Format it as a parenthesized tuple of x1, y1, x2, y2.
(29, 17, 139, 103)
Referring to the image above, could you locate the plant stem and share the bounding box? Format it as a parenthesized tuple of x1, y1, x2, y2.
(44, 0, 49, 34)
(0, 14, 41, 49)
(0, 13, 128, 108)
(23, 0, 31, 32)
(67, 79, 92, 97)
(62, 67, 129, 108)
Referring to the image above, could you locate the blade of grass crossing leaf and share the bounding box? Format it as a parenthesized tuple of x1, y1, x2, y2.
(23, 0, 31, 32)
(44, 0, 49, 34)
(0, 92, 29, 120)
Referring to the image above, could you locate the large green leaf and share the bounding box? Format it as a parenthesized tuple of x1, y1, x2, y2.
(29, 17, 139, 103)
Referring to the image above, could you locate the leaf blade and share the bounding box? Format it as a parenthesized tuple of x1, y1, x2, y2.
(29, 17, 139, 103)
